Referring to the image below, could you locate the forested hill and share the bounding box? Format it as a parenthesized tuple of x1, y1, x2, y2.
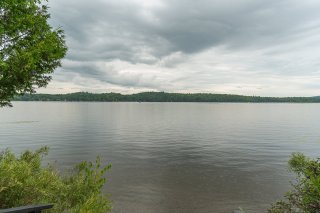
(14, 92, 320, 103)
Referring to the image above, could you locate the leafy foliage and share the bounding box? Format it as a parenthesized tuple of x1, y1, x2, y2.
(0, 0, 67, 107)
(269, 153, 320, 213)
(15, 91, 320, 103)
(0, 147, 112, 212)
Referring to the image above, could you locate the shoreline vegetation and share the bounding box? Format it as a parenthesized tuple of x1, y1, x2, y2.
(15, 92, 320, 103)
(0, 147, 112, 212)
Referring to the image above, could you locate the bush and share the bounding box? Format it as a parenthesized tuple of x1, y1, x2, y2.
(269, 153, 320, 213)
(0, 147, 112, 212)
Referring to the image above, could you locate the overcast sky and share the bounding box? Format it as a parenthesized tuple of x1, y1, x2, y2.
(40, 0, 320, 96)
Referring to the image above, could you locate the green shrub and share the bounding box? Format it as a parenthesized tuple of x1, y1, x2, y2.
(0, 147, 112, 212)
(269, 153, 320, 213)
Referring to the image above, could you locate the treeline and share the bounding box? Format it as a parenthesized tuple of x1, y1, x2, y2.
(14, 92, 320, 103)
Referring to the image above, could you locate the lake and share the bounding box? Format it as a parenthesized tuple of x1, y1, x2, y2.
(1, 102, 320, 212)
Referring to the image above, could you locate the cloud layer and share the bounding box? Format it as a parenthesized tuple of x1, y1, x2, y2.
(40, 0, 320, 96)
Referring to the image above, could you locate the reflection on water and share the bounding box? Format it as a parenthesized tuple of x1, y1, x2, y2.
(2, 121, 40, 124)
(1, 102, 320, 213)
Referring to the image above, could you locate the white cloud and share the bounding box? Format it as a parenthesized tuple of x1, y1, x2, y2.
(41, 0, 320, 96)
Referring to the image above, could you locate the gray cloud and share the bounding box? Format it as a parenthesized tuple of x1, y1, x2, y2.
(40, 0, 320, 96)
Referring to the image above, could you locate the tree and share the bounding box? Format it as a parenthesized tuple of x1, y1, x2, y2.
(269, 153, 320, 213)
(0, 0, 67, 107)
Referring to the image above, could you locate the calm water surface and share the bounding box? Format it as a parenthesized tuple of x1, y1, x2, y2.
(1, 102, 320, 213)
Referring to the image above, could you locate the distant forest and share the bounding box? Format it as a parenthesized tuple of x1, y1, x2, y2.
(14, 92, 320, 103)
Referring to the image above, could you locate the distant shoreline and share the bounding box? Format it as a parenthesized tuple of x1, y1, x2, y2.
(14, 92, 320, 103)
